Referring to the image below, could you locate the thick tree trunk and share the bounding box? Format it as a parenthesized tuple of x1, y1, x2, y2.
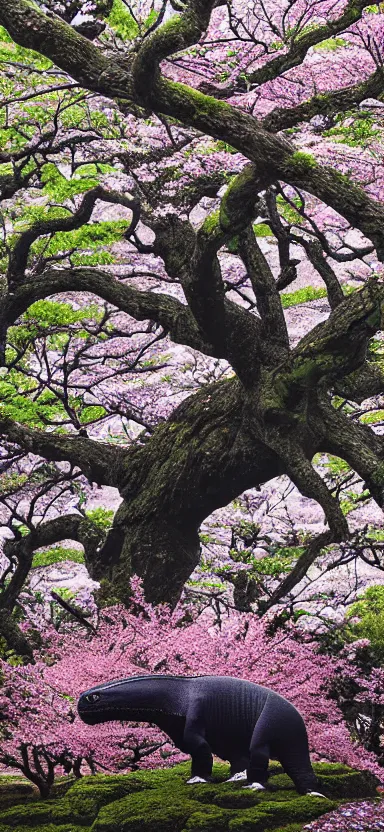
(1, 288, 383, 615)
(89, 377, 320, 607)
(93, 512, 202, 607)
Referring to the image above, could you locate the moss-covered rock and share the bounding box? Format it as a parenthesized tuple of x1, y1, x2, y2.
(0, 762, 380, 832)
(227, 796, 334, 831)
(0, 779, 37, 810)
(0, 827, 85, 832)
(318, 769, 378, 799)
(182, 806, 229, 831)
(0, 795, 96, 827)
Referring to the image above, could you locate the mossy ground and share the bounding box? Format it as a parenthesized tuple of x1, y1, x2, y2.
(0, 762, 381, 832)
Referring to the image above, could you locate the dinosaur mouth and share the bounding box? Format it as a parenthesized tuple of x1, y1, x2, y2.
(77, 708, 101, 725)
(77, 705, 134, 724)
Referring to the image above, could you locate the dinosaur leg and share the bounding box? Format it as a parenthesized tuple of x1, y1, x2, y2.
(243, 713, 271, 789)
(227, 755, 249, 781)
(267, 697, 324, 796)
(183, 702, 213, 783)
(243, 739, 269, 790)
(243, 694, 324, 794)
(275, 732, 323, 796)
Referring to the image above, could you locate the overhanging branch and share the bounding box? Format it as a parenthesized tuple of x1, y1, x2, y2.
(0, 417, 124, 487)
(7, 186, 139, 285)
(263, 68, 384, 133)
(8, 268, 220, 357)
(2, 1, 384, 260)
(1, 513, 103, 611)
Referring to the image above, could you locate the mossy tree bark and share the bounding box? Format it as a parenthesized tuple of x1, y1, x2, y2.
(0, 0, 384, 646)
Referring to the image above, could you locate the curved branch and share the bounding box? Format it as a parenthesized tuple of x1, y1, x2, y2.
(7, 186, 139, 285)
(259, 430, 348, 609)
(151, 168, 267, 379)
(0, 0, 136, 99)
(333, 361, 384, 403)
(2, 2, 384, 260)
(201, 0, 372, 98)
(283, 276, 384, 398)
(243, 0, 371, 88)
(132, 0, 215, 102)
(293, 237, 344, 310)
(263, 68, 384, 133)
(8, 268, 220, 357)
(0, 417, 124, 487)
(318, 394, 384, 508)
(256, 278, 384, 426)
(1, 514, 103, 611)
(238, 225, 289, 366)
(263, 530, 335, 611)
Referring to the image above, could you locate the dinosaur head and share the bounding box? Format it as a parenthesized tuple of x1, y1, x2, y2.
(77, 674, 167, 724)
(77, 678, 135, 724)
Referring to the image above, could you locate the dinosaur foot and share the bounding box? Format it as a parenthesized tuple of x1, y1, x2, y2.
(306, 791, 326, 798)
(226, 771, 248, 782)
(187, 776, 209, 784)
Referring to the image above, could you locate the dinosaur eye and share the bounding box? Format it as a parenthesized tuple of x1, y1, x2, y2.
(86, 693, 100, 703)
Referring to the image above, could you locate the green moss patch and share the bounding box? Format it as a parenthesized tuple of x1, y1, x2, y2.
(0, 779, 37, 809)
(0, 827, 85, 832)
(0, 762, 380, 832)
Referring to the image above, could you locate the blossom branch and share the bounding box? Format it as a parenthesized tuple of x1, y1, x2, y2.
(8, 268, 220, 357)
(2, 1, 384, 260)
(7, 186, 139, 286)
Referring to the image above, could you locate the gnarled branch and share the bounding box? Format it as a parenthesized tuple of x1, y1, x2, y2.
(0, 417, 125, 487)
(2, 0, 384, 261)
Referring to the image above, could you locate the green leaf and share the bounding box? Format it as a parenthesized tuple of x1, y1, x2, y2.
(79, 406, 107, 424)
(85, 508, 115, 530)
(108, 0, 140, 39)
(359, 409, 384, 424)
(41, 163, 99, 200)
(276, 194, 304, 225)
(215, 141, 238, 154)
(321, 454, 351, 476)
(313, 37, 348, 51)
(324, 114, 380, 148)
(145, 9, 159, 27)
(280, 286, 327, 308)
(253, 222, 274, 237)
(24, 300, 100, 327)
(31, 220, 128, 260)
(32, 547, 85, 568)
(71, 251, 117, 266)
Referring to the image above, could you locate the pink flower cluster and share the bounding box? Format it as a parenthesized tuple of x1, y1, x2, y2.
(1, 576, 383, 794)
(303, 800, 384, 831)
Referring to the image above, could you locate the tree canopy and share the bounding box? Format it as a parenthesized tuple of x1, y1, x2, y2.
(0, 0, 384, 658)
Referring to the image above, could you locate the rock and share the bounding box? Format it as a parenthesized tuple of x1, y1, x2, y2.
(310, 114, 334, 133)
(0, 780, 37, 810)
(359, 98, 384, 111)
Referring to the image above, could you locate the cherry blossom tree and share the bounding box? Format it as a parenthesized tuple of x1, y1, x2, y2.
(1, 578, 383, 796)
(0, 0, 384, 657)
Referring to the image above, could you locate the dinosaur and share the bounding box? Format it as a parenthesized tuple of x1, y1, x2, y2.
(78, 673, 324, 795)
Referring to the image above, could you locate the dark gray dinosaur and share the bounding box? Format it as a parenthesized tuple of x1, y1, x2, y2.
(77, 674, 324, 795)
